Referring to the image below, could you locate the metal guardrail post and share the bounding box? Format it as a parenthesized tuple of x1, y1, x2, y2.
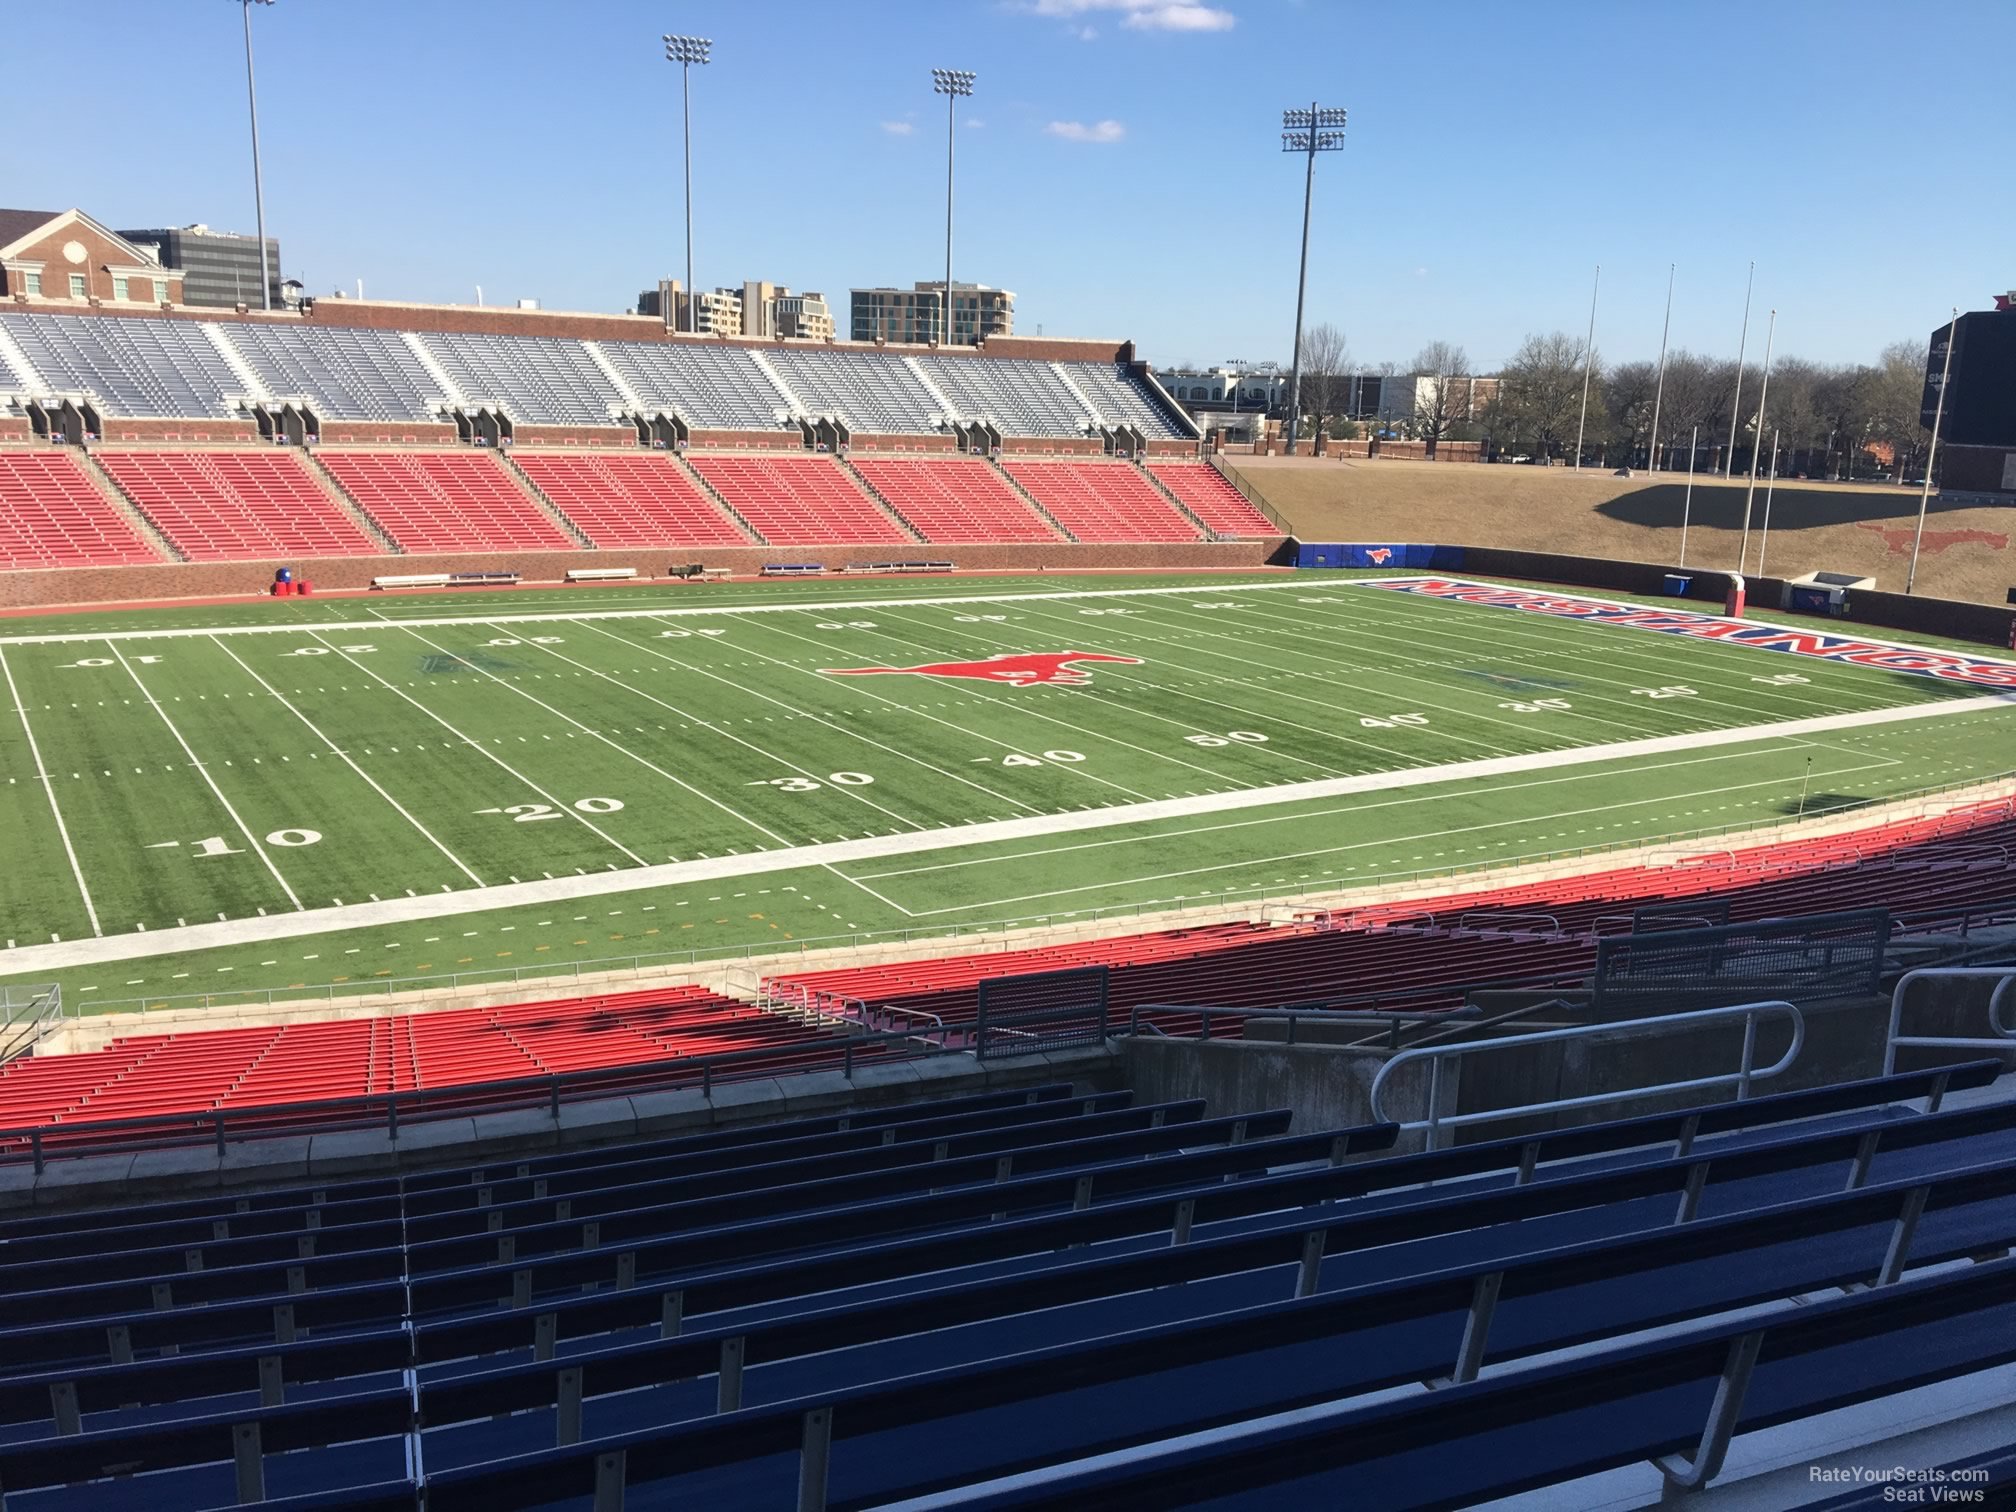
(1370, 1000, 1806, 1141)
(1883, 967, 2016, 1076)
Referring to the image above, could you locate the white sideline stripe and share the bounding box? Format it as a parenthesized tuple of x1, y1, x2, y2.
(0, 647, 101, 937)
(1, 575, 2011, 682)
(2, 689, 2007, 975)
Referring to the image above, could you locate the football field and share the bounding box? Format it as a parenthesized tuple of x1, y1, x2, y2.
(2, 570, 2011, 1008)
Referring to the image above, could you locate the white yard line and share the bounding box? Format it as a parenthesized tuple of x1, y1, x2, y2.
(209, 637, 487, 887)
(3, 688, 2007, 975)
(0, 647, 102, 938)
(306, 631, 650, 866)
(578, 618, 1059, 813)
(628, 612, 1161, 806)
(106, 643, 304, 912)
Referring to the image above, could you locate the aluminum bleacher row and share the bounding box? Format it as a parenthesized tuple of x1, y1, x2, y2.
(0, 449, 161, 569)
(0, 310, 1199, 441)
(97, 450, 377, 561)
(1, 1063, 2011, 1510)
(768, 800, 2016, 1029)
(0, 987, 863, 1154)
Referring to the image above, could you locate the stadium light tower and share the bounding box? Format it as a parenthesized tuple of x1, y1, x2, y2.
(234, 0, 276, 311)
(932, 68, 976, 345)
(1280, 104, 1346, 454)
(663, 34, 712, 334)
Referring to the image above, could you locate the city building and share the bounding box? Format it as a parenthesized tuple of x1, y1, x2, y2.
(639, 279, 832, 340)
(850, 281, 1013, 346)
(117, 223, 281, 309)
(0, 208, 182, 306)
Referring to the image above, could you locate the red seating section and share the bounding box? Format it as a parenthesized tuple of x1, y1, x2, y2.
(1001, 461, 1204, 542)
(851, 457, 1060, 543)
(0, 450, 163, 570)
(0, 986, 866, 1144)
(98, 450, 379, 562)
(1147, 462, 1280, 537)
(319, 451, 576, 554)
(514, 452, 754, 548)
(691, 455, 913, 545)
(769, 800, 2016, 1031)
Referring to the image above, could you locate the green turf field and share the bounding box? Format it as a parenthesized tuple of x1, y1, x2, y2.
(2, 570, 2011, 1010)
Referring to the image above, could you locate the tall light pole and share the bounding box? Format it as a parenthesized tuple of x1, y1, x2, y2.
(1280, 103, 1346, 455)
(1724, 260, 1754, 475)
(1737, 308, 1777, 571)
(1572, 264, 1600, 469)
(1648, 262, 1674, 472)
(1907, 306, 1959, 595)
(234, 0, 275, 310)
(931, 69, 976, 345)
(664, 34, 712, 334)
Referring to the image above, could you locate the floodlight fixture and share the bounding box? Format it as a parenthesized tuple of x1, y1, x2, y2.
(234, 0, 277, 309)
(663, 36, 713, 332)
(931, 69, 977, 344)
(1279, 102, 1347, 453)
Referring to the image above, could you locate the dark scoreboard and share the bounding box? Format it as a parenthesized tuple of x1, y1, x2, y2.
(1923, 308, 2016, 446)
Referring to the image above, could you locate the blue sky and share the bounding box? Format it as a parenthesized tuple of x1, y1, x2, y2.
(4, 0, 2008, 371)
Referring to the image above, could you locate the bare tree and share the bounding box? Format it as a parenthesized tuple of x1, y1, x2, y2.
(1410, 341, 1470, 457)
(1865, 339, 1930, 480)
(1602, 360, 1659, 466)
(1489, 331, 1599, 461)
(1296, 322, 1351, 442)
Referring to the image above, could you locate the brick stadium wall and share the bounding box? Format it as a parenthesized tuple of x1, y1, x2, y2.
(998, 437, 1108, 457)
(850, 435, 960, 454)
(94, 418, 261, 443)
(1328, 440, 1488, 463)
(316, 422, 459, 445)
(510, 426, 632, 448)
(688, 430, 801, 450)
(0, 541, 1282, 609)
(0, 419, 33, 442)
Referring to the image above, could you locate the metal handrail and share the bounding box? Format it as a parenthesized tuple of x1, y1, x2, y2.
(1456, 912, 1563, 936)
(1126, 1001, 1482, 1049)
(0, 1022, 950, 1175)
(0, 985, 61, 1064)
(1882, 967, 2016, 1077)
(1369, 999, 1806, 1151)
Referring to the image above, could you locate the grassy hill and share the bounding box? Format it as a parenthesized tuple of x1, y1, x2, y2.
(1226, 456, 2014, 606)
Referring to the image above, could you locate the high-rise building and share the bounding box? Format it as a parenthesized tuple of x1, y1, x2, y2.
(850, 281, 1013, 346)
(640, 279, 831, 340)
(117, 224, 281, 309)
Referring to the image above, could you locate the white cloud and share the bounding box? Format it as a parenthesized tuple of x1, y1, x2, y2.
(1046, 119, 1127, 144)
(880, 120, 914, 135)
(1076, 24, 1099, 39)
(1027, 0, 1235, 33)
(965, 117, 986, 129)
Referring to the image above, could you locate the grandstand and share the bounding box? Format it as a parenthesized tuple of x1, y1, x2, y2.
(97, 450, 377, 561)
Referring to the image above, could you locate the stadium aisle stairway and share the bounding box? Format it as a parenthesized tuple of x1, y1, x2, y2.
(511, 452, 753, 548)
(1001, 460, 1205, 542)
(317, 452, 576, 554)
(96, 450, 377, 561)
(0, 450, 165, 569)
(0, 1066, 2006, 1510)
(1145, 461, 1280, 536)
(850, 456, 1061, 543)
(690, 455, 912, 545)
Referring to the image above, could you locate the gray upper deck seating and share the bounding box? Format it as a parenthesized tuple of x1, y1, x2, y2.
(763, 348, 939, 433)
(219, 324, 441, 421)
(0, 311, 239, 418)
(414, 331, 623, 426)
(596, 340, 789, 430)
(915, 355, 1090, 436)
(1064, 360, 1194, 438)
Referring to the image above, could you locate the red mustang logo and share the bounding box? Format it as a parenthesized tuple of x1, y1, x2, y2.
(821, 651, 1144, 688)
(1364, 547, 1395, 564)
